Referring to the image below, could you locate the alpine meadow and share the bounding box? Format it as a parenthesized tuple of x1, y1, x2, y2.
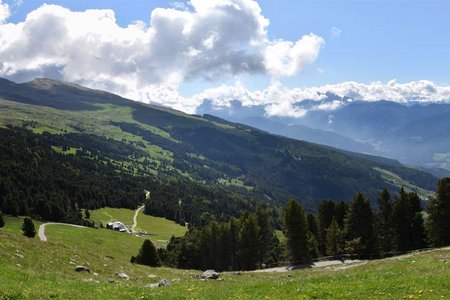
(1, 0, 450, 299)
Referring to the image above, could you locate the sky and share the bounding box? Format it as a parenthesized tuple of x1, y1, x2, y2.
(1, 0, 450, 117)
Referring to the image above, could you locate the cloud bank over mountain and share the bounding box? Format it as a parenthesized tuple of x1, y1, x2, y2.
(0, 0, 449, 117)
(0, 0, 323, 112)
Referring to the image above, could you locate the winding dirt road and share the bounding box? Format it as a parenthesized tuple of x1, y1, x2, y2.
(131, 205, 145, 233)
(38, 223, 87, 242)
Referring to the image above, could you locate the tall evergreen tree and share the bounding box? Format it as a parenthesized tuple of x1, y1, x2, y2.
(238, 213, 259, 270)
(326, 217, 343, 257)
(317, 200, 336, 254)
(377, 188, 394, 253)
(392, 189, 426, 251)
(283, 199, 309, 263)
(256, 207, 273, 265)
(335, 201, 348, 228)
(427, 178, 450, 247)
(229, 217, 240, 270)
(307, 213, 320, 242)
(132, 239, 161, 267)
(22, 217, 36, 238)
(344, 193, 378, 255)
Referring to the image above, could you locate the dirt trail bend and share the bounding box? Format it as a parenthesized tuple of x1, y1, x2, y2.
(132, 205, 145, 233)
(38, 223, 87, 242)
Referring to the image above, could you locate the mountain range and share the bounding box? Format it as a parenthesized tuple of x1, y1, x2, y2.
(0, 78, 438, 209)
(198, 95, 450, 178)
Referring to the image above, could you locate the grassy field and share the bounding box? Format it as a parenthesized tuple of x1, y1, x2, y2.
(89, 207, 187, 244)
(1, 215, 450, 299)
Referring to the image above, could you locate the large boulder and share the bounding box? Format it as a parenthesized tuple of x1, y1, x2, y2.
(199, 270, 220, 280)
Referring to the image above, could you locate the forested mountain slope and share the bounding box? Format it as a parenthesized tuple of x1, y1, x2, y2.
(0, 78, 437, 213)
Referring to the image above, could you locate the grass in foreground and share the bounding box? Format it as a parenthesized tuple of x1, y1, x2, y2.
(1, 216, 449, 299)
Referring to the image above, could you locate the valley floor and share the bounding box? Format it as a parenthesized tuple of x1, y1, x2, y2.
(1, 216, 449, 299)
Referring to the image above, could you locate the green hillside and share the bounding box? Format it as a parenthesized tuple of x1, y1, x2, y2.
(1, 216, 449, 299)
(89, 207, 187, 244)
(0, 78, 436, 211)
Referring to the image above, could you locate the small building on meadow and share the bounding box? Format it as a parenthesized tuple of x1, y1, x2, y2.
(106, 221, 127, 232)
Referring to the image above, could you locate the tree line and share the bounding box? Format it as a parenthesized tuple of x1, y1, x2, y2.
(284, 178, 450, 263)
(143, 178, 450, 271)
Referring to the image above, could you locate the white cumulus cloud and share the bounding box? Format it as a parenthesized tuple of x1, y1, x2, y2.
(0, 0, 324, 108)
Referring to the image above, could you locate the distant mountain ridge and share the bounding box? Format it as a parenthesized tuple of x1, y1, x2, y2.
(197, 95, 450, 177)
(0, 78, 438, 208)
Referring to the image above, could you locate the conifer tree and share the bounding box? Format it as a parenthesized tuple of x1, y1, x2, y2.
(283, 199, 309, 263)
(256, 207, 273, 265)
(344, 193, 378, 255)
(377, 188, 394, 253)
(238, 213, 259, 270)
(22, 217, 36, 238)
(392, 189, 426, 251)
(317, 200, 336, 254)
(326, 217, 343, 257)
(427, 178, 450, 247)
(132, 239, 161, 267)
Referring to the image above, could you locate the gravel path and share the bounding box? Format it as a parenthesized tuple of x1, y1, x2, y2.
(131, 205, 145, 233)
(250, 259, 364, 273)
(38, 223, 87, 242)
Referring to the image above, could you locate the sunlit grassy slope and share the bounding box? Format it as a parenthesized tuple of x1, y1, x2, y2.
(1, 216, 449, 300)
(89, 207, 187, 244)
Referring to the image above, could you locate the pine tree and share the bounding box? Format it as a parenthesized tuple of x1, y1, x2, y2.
(0, 210, 4, 228)
(326, 217, 343, 257)
(133, 239, 161, 267)
(256, 207, 273, 265)
(392, 189, 426, 251)
(344, 193, 378, 255)
(238, 213, 259, 270)
(283, 199, 309, 263)
(427, 178, 450, 247)
(377, 188, 394, 253)
(317, 200, 336, 255)
(22, 217, 36, 238)
(229, 217, 240, 270)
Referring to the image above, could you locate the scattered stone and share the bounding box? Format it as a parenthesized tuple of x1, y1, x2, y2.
(14, 253, 24, 259)
(103, 264, 108, 267)
(217, 278, 223, 281)
(233, 271, 241, 275)
(69, 261, 75, 265)
(84, 278, 100, 284)
(16, 263, 22, 268)
(75, 265, 90, 273)
(116, 272, 129, 279)
(108, 280, 115, 284)
(145, 279, 170, 289)
(171, 278, 180, 282)
(86, 262, 91, 266)
(93, 272, 98, 276)
(199, 270, 220, 280)
(147, 274, 157, 279)
(158, 279, 170, 287)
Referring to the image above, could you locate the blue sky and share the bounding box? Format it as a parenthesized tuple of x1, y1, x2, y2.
(1, 0, 450, 115)
(7, 0, 450, 86)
